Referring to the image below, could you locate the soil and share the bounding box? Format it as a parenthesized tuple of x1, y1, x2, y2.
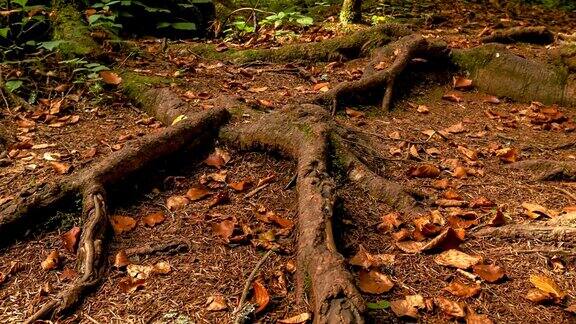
(1, 1, 576, 323)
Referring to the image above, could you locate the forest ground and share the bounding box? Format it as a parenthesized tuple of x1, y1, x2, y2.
(1, 1, 576, 323)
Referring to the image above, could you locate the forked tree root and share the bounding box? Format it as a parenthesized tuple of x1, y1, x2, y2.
(509, 159, 576, 181)
(481, 26, 554, 45)
(315, 34, 448, 112)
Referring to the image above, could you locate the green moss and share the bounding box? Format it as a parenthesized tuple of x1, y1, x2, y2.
(450, 46, 496, 74)
(51, 1, 100, 57)
(121, 72, 172, 107)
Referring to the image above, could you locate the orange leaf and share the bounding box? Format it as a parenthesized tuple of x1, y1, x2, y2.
(358, 270, 394, 294)
(110, 215, 137, 234)
(390, 295, 425, 318)
(434, 249, 482, 269)
(453, 76, 473, 90)
(61, 226, 81, 253)
(166, 195, 189, 211)
(185, 186, 210, 201)
(529, 274, 566, 299)
(212, 218, 236, 241)
(118, 277, 146, 293)
(472, 264, 506, 283)
(444, 281, 481, 298)
(113, 250, 130, 268)
(278, 313, 311, 323)
(349, 245, 395, 269)
(142, 212, 166, 227)
(49, 161, 71, 174)
(99, 70, 122, 85)
(252, 280, 270, 313)
(228, 181, 252, 192)
(41, 250, 60, 271)
(407, 164, 440, 178)
(435, 297, 465, 318)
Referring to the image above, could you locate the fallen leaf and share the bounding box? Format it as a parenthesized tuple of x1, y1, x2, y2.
(434, 249, 482, 269)
(522, 202, 554, 219)
(185, 186, 210, 201)
(205, 153, 225, 169)
(41, 250, 59, 271)
(313, 82, 329, 92)
(142, 212, 166, 227)
(206, 295, 228, 311)
(278, 313, 311, 323)
(208, 191, 230, 208)
(212, 218, 236, 241)
(253, 280, 270, 313)
(60, 268, 77, 282)
(349, 245, 395, 269)
(153, 261, 172, 275)
(483, 96, 500, 105)
(100, 71, 122, 85)
(442, 93, 463, 103)
(444, 122, 466, 134)
(565, 303, 576, 314)
(267, 212, 294, 229)
(119, 277, 146, 293)
(472, 264, 505, 283)
(61, 226, 81, 253)
(422, 227, 464, 252)
(526, 289, 554, 304)
(417, 105, 430, 114)
(435, 297, 466, 318)
(487, 209, 506, 227)
(433, 179, 450, 189)
(408, 164, 440, 178)
(377, 212, 403, 232)
(228, 181, 252, 192)
(444, 281, 481, 298)
(470, 196, 496, 208)
(113, 250, 130, 268)
(496, 148, 519, 164)
(358, 270, 394, 294)
(345, 108, 365, 118)
(49, 161, 71, 174)
(110, 215, 137, 234)
(457, 146, 478, 161)
(529, 274, 566, 299)
(454, 166, 468, 178)
(391, 295, 425, 318)
(166, 195, 189, 211)
(127, 264, 154, 279)
(453, 76, 473, 90)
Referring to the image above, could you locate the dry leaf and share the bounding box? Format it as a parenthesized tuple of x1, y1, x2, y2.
(127, 264, 154, 279)
(529, 274, 566, 299)
(457, 146, 478, 161)
(358, 270, 394, 294)
(454, 166, 468, 178)
(267, 212, 294, 229)
(483, 96, 500, 104)
(466, 308, 494, 324)
(565, 303, 576, 314)
(345, 108, 365, 118)
(408, 164, 440, 178)
(113, 250, 130, 268)
(444, 281, 481, 298)
(153, 261, 172, 275)
(349, 245, 395, 269)
(391, 295, 425, 318)
(110, 215, 137, 234)
(453, 76, 473, 90)
(422, 227, 464, 252)
(228, 181, 252, 192)
(470, 196, 496, 208)
(166, 195, 189, 211)
(472, 264, 505, 283)
(442, 93, 463, 103)
(205, 153, 225, 169)
(49, 161, 71, 174)
(522, 203, 554, 219)
(61, 226, 81, 253)
(119, 277, 146, 293)
(496, 148, 519, 163)
(487, 209, 506, 227)
(278, 313, 311, 323)
(434, 249, 482, 269)
(60, 268, 77, 282)
(377, 212, 402, 232)
(185, 186, 210, 201)
(212, 218, 236, 241)
(433, 179, 450, 189)
(142, 212, 166, 227)
(100, 71, 122, 85)
(208, 191, 230, 208)
(41, 250, 59, 271)
(253, 280, 270, 313)
(444, 122, 466, 134)
(526, 289, 554, 304)
(417, 105, 429, 114)
(435, 297, 466, 318)
(206, 295, 228, 311)
(313, 82, 329, 92)
(395, 240, 425, 253)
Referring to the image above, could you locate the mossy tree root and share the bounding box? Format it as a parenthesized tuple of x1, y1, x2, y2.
(509, 159, 576, 181)
(50, 0, 101, 57)
(315, 34, 448, 113)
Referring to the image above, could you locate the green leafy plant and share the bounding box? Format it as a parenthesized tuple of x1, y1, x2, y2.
(0, 0, 50, 59)
(261, 11, 314, 28)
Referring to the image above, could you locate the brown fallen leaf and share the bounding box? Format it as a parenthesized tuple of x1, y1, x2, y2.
(442, 93, 463, 103)
(522, 202, 554, 219)
(496, 147, 519, 164)
(345, 108, 365, 118)
(435, 249, 482, 269)
(444, 122, 466, 134)
(407, 164, 440, 178)
(185, 186, 210, 201)
(208, 191, 230, 208)
(470, 196, 496, 208)
(142, 212, 166, 227)
(483, 96, 501, 105)
(391, 294, 425, 318)
(529, 274, 566, 300)
(206, 295, 228, 311)
(487, 209, 506, 226)
(127, 264, 154, 279)
(266, 212, 294, 229)
(358, 270, 394, 294)
(433, 179, 450, 189)
(212, 218, 236, 241)
(565, 303, 576, 314)
(205, 153, 225, 169)
(253, 280, 270, 313)
(422, 227, 464, 252)
(472, 264, 505, 283)
(113, 250, 130, 268)
(61, 226, 81, 253)
(435, 199, 469, 208)
(453, 166, 468, 178)
(153, 261, 172, 275)
(110, 215, 137, 235)
(228, 180, 252, 192)
(60, 268, 77, 282)
(453, 76, 473, 90)
(119, 277, 146, 293)
(435, 297, 466, 318)
(166, 195, 189, 211)
(49, 161, 71, 174)
(457, 146, 478, 161)
(526, 289, 554, 304)
(313, 82, 329, 92)
(466, 308, 494, 324)
(100, 70, 122, 85)
(444, 281, 481, 298)
(395, 240, 425, 253)
(349, 245, 395, 269)
(417, 105, 430, 114)
(41, 250, 60, 271)
(377, 212, 403, 232)
(278, 313, 311, 323)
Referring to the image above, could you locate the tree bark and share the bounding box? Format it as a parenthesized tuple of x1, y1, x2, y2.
(340, 0, 362, 25)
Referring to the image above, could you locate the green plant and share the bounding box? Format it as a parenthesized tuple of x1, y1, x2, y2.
(0, 0, 50, 59)
(261, 11, 313, 28)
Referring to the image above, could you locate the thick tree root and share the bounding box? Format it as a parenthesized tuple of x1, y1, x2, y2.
(315, 34, 447, 112)
(475, 224, 576, 243)
(509, 159, 576, 181)
(50, 0, 101, 57)
(481, 26, 554, 45)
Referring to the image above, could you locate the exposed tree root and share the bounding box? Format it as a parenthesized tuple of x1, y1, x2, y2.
(481, 26, 554, 45)
(315, 34, 448, 112)
(50, 0, 101, 57)
(509, 159, 576, 181)
(475, 224, 576, 243)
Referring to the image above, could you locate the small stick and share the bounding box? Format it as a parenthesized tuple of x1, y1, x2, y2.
(244, 183, 270, 198)
(284, 173, 297, 190)
(234, 250, 274, 319)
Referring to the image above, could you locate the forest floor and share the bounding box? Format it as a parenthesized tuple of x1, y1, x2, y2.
(1, 1, 576, 323)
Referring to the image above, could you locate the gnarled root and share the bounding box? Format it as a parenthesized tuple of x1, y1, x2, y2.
(315, 34, 448, 112)
(509, 159, 576, 181)
(481, 26, 554, 45)
(474, 224, 576, 243)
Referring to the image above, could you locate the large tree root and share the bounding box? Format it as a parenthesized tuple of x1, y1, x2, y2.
(475, 224, 576, 243)
(481, 26, 554, 45)
(315, 34, 448, 112)
(509, 159, 576, 181)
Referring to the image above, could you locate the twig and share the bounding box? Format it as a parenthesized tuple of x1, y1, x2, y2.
(284, 173, 297, 190)
(245, 183, 270, 198)
(233, 250, 274, 320)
